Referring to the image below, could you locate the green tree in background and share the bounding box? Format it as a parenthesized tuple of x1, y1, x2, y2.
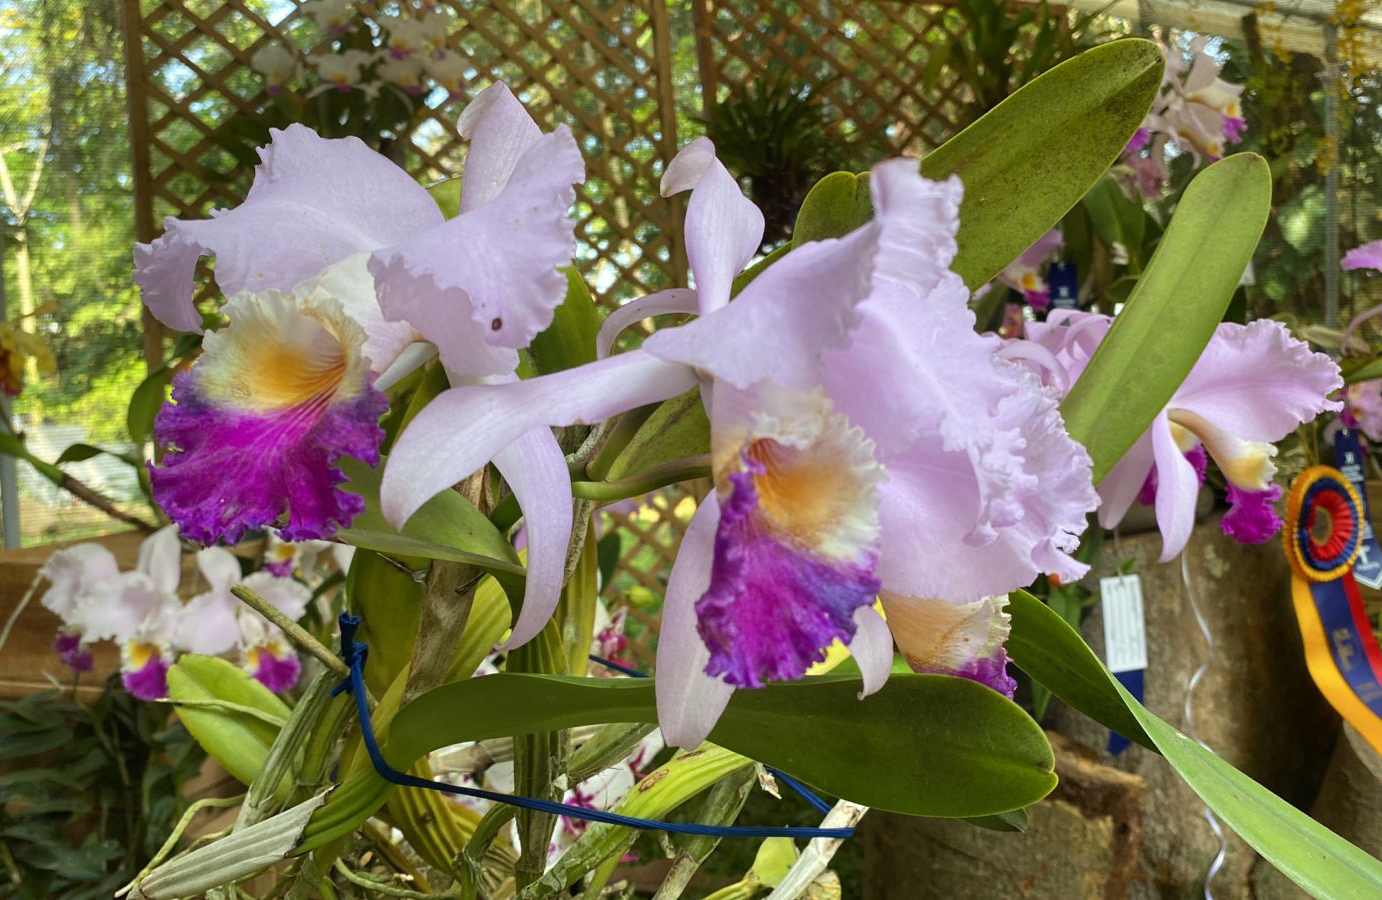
(0, 0, 144, 445)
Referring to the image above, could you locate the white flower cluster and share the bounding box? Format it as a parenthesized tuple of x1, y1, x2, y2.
(249, 4, 468, 102)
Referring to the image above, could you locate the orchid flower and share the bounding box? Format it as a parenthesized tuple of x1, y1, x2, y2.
(301, 0, 353, 36)
(39, 542, 120, 672)
(1118, 37, 1245, 197)
(250, 45, 297, 96)
(134, 82, 583, 650)
(382, 138, 1099, 746)
(56, 526, 185, 700)
(1343, 240, 1382, 274)
(1018, 310, 1341, 560)
(172, 545, 310, 691)
(997, 229, 1063, 311)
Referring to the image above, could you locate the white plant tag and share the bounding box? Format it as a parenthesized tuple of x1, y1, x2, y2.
(1100, 574, 1147, 674)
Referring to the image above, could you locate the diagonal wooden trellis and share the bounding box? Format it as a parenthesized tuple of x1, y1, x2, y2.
(120, 0, 687, 323)
(692, 0, 971, 156)
(119, 0, 971, 655)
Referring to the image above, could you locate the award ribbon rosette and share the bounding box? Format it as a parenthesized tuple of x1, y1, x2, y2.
(1283, 466, 1382, 755)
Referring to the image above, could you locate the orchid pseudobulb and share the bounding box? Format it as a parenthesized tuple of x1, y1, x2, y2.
(380, 138, 1099, 746)
(134, 83, 584, 654)
(1016, 310, 1341, 560)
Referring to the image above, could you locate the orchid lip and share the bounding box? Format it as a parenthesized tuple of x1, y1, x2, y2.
(1167, 407, 1277, 490)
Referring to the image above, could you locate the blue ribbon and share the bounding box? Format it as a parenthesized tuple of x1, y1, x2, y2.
(333, 614, 853, 839)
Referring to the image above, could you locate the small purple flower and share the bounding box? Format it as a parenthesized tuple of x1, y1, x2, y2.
(52, 631, 93, 673)
(1222, 115, 1247, 144)
(247, 645, 302, 693)
(1221, 483, 1283, 544)
(1123, 127, 1151, 157)
(120, 641, 173, 701)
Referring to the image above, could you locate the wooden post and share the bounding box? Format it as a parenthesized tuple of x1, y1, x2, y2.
(120, 0, 164, 373)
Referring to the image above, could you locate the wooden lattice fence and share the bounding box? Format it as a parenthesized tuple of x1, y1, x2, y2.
(692, 0, 971, 155)
(121, 0, 687, 321)
(118, 0, 971, 650)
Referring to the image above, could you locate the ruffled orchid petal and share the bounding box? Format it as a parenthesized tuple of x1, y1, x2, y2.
(493, 426, 573, 650)
(151, 288, 387, 545)
(457, 82, 544, 213)
(847, 605, 893, 699)
(1151, 414, 1200, 561)
(371, 128, 583, 366)
(662, 139, 763, 315)
(38, 544, 119, 621)
(879, 591, 1016, 697)
(595, 288, 698, 359)
(646, 159, 961, 391)
(698, 383, 884, 688)
(1173, 320, 1342, 442)
(1221, 483, 1283, 544)
(381, 350, 696, 527)
(248, 647, 302, 693)
(1343, 240, 1382, 272)
(654, 495, 734, 748)
(134, 125, 441, 333)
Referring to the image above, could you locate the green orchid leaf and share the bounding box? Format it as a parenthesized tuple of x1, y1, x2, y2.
(166, 655, 290, 786)
(1110, 679, 1382, 897)
(345, 550, 424, 697)
(603, 388, 710, 482)
(1008, 591, 1382, 895)
(921, 38, 1163, 289)
(300, 672, 1057, 851)
(336, 455, 524, 580)
(1342, 355, 1382, 385)
(127, 363, 174, 446)
(791, 171, 873, 248)
(529, 267, 603, 375)
(1006, 589, 1152, 749)
(1060, 153, 1271, 481)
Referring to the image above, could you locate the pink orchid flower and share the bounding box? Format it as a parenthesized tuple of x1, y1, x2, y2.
(381, 138, 1099, 746)
(997, 228, 1063, 310)
(1018, 310, 1341, 560)
(134, 83, 582, 651)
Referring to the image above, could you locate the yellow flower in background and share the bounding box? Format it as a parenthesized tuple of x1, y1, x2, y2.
(0, 320, 55, 397)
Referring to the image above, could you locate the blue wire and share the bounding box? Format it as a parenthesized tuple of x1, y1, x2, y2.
(586, 655, 835, 816)
(334, 614, 853, 840)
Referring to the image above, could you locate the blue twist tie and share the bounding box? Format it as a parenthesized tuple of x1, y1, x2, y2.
(334, 614, 853, 839)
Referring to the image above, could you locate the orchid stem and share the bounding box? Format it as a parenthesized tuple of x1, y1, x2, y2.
(571, 455, 712, 503)
(230, 585, 348, 678)
(401, 560, 481, 706)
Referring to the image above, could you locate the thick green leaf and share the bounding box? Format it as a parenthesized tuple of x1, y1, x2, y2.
(166, 655, 290, 786)
(528, 267, 602, 375)
(336, 456, 525, 579)
(1111, 680, 1382, 898)
(346, 550, 424, 697)
(1006, 590, 1152, 749)
(1060, 154, 1271, 481)
(127, 365, 174, 445)
(300, 673, 1056, 850)
(791, 171, 873, 248)
(921, 38, 1163, 289)
(1009, 590, 1382, 896)
(603, 389, 710, 481)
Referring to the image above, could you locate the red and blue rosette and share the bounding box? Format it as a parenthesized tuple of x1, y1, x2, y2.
(1283, 466, 1382, 755)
